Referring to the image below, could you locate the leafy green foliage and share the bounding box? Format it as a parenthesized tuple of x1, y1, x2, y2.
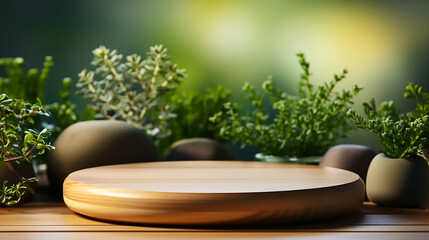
(0, 56, 52, 103)
(1, 178, 38, 206)
(0, 94, 54, 206)
(0, 56, 79, 136)
(211, 53, 362, 157)
(158, 86, 231, 154)
(348, 83, 429, 160)
(45, 78, 78, 136)
(77, 45, 186, 138)
(404, 82, 429, 119)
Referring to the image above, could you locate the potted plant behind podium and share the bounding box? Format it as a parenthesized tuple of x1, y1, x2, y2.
(159, 86, 236, 160)
(47, 45, 185, 193)
(348, 83, 429, 208)
(211, 53, 362, 164)
(0, 56, 79, 183)
(75, 45, 234, 161)
(0, 94, 53, 206)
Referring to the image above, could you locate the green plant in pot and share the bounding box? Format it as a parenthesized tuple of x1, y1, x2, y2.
(76, 44, 233, 159)
(159, 86, 234, 158)
(348, 83, 429, 208)
(211, 53, 362, 164)
(0, 94, 53, 206)
(0, 56, 78, 181)
(161, 86, 231, 145)
(47, 45, 185, 193)
(77, 45, 186, 141)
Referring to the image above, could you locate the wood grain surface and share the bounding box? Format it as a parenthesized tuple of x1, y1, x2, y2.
(1, 200, 429, 240)
(63, 161, 364, 226)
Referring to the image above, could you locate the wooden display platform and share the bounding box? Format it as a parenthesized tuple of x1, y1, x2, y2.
(63, 161, 364, 226)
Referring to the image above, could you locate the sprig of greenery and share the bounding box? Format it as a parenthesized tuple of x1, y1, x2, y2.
(0, 94, 54, 206)
(404, 82, 429, 119)
(45, 78, 78, 136)
(211, 53, 362, 157)
(77, 45, 186, 138)
(158, 86, 231, 154)
(0, 56, 52, 103)
(0, 56, 79, 136)
(348, 83, 429, 160)
(1, 178, 38, 206)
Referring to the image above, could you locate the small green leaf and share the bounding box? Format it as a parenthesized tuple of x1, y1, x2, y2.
(6, 200, 18, 206)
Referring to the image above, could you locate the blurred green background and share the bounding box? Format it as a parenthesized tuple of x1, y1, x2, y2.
(1, 0, 429, 158)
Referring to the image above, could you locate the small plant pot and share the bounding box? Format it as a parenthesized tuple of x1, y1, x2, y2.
(255, 153, 321, 165)
(0, 161, 37, 205)
(366, 153, 429, 208)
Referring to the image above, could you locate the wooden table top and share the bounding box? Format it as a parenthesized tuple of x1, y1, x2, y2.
(1, 161, 428, 239)
(63, 161, 364, 226)
(1, 198, 428, 240)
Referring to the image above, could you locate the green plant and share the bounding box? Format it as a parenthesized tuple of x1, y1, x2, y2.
(0, 56, 79, 134)
(0, 94, 53, 206)
(211, 53, 362, 157)
(77, 45, 186, 138)
(0, 56, 52, 103)
(45, 78, 78, 136)
(348, 83, 429, 160)
(404, 82, 429, 119)
(158, 86, 231, 153)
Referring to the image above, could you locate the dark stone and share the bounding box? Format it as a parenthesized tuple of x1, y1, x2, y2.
(47, 120, 158, 194)
(320, 144, 376, 183)
(163, 138, 235, 161)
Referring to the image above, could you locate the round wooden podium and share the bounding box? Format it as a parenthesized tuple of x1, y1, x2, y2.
(63, 161, 364, 226)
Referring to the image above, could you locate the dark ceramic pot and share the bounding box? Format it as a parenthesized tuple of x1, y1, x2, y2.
(47, 120, 158, 194)
(0, 161, 37, 204)
(366, 153, 429, 208)
(320, 144, 376, 183)
(163, 138, 234, 161)
(255, 153, 321, 165)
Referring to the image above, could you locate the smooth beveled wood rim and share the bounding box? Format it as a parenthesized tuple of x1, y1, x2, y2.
(63, 161, 364, 226)
(64, 177, 364, 211)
